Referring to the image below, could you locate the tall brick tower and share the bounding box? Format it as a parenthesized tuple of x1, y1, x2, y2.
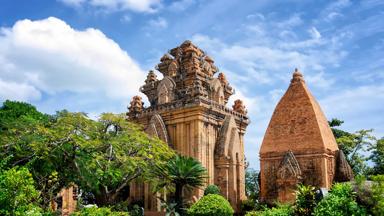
(127, 41, 249, 212)
(259, 69, 353, 204)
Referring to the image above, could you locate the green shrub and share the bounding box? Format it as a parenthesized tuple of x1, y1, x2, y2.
(314, 183, 366, 216)
(294, 184, 316, 216)
(371, 175, 384, 216)
(0, 167, 43, 215)
(187, 194, 233, 216)
(71, 207, 129, 216)
(203, 184, 221, 196)
(245, 204, 293, 216)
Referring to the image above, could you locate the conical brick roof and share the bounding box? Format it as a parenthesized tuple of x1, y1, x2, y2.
(260, 69, 338, 155)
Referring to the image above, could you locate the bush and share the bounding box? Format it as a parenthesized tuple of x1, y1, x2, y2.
(187, 194, 233, 216)
(245, 204, 293, 216)
(314, 183, 366, 216)
(294, 184, 316, 216)
(71, 207, 129, 216)
(203, 184, 221, 196)
(371, 175, 384, 216)
(0, 167, 43, 215)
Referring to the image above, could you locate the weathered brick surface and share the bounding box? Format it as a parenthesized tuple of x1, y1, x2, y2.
(128, 41, 249, 212)
(260, 69, 339, 204)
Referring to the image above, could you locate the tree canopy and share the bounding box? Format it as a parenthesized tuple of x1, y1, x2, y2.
(0, 100, 174, 210)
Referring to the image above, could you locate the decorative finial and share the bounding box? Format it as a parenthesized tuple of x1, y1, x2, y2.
(218, 72, 228, 86)
(145, 70, 157, 84)
(127, 95, 144, 119)
(291, 68, 304, 83)
(232, 99, 247, 115)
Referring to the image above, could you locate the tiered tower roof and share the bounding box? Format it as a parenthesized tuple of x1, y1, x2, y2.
(260, 69, 338, 156)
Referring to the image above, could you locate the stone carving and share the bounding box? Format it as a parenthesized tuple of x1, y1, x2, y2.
(276, 151, 302, 203)
(260, 69, 346, 204)
(334, 150, 354, 182)
(145, 70, 157, 84)
(127, 41, 249, 212)
(127, 96, 143, 119)
(218, 72, 228, 85)
(277, 151, 302, 180)
(214, 115, 245, 203)
(146, 114, 169, 145)
(232, 99, 247, 115)
(137, 40, 239, 107)
(217, 73, 234, 104)
(157, 77, 176, 105)
(209, 79, 225, 104)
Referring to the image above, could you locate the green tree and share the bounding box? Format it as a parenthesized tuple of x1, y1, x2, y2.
(154, 155, 207, 214)
(0, 166, 43, 215)
(245, 168, 259, 200)
(370, 137, 384, 175)
(328, 118, 375, 175)
(38, 111, 174, 206)
(371, 175, 384, 216)
(0, 101, 60, 208)
(0, 101, 175, 208)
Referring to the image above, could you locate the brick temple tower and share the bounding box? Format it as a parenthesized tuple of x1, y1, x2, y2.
(259, 69, 353, 204)
(127, 40, 250, 212)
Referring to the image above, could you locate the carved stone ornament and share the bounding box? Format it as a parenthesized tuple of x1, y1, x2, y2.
(127, 95, 144, 119)
(232, 99, 247, 115)
(277, 151, 302, 181)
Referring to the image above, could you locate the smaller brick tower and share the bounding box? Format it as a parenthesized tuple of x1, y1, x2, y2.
(259, 69, 353, 204)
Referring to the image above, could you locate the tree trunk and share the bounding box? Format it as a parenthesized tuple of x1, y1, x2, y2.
(175, 183, 184, 213)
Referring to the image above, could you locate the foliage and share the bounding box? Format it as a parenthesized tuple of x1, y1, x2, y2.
(0, 166, 43, 215)
(241, 199, 264, 213)
(314, 183, 367, 216)
(294, 184, 316, 216)
(329, 118, 375, 175)
(203, 184, 220, 196)
(71, 207, 129, 216)
(245, 204, 293, 216)
(154, 155, 207, 213)
(245, 168, 259, 200)
(0, 100, 50, 130)
(161, 202, 180, 216)
(187, 194, 234, 216)
(0, 100, 175, 208)
(371, 175, 384, 216)
(370, 137, 384, 175)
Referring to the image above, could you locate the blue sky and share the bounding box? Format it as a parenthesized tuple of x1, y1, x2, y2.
(0, 0, 383, 169)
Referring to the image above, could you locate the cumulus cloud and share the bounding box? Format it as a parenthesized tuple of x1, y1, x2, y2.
(169, 0, 195, 11)
(148, 17, 168, 29)
(0, 79, 41, 101)
(59, 0, 161, 13)
(0, 17, 145, 103)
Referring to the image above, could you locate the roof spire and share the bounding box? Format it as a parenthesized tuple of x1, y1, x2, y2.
(291, 68, 304, 84)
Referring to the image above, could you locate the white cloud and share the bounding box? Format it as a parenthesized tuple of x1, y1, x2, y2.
(320, 84, 384, 136)
(309, 27, 321, 39)
(59, 0, 161, 13)
(0, 79, 41, 101)
(169, 0, 195, 11)
(0, 17, 145, 102)
(276, 14, 303, 28)
(120, 14, 131, 23)
(148, 17, 168, 29)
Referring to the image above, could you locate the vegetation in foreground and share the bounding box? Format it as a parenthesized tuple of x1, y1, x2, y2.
(1, 100, 384, 215)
